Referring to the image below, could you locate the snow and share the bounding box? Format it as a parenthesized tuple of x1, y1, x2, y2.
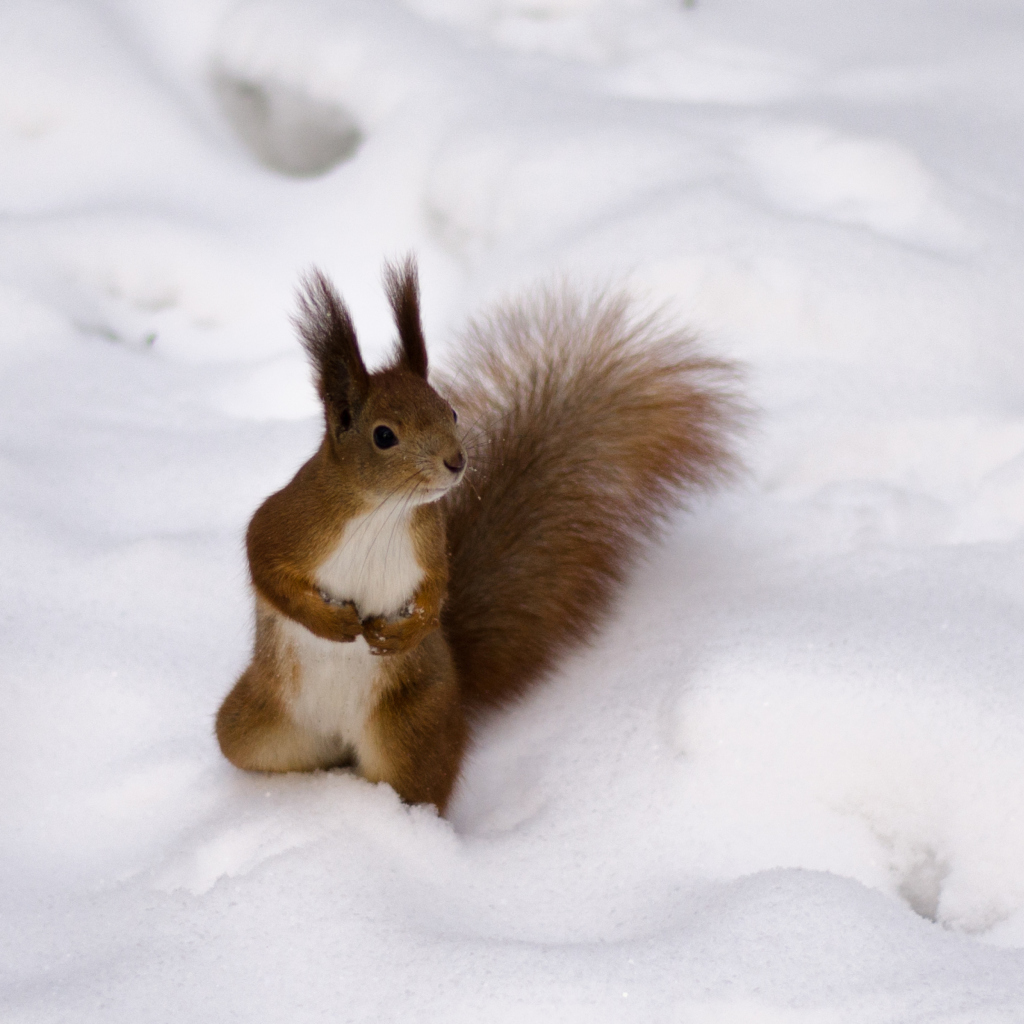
(3, 0, 1024, 1020)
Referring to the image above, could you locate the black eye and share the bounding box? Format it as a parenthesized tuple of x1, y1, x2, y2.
(373, 425, 398, 449)
(452, 408, 458, 424)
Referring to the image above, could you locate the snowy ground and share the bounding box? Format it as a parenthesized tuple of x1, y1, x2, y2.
(3, 0, 1024, 1020)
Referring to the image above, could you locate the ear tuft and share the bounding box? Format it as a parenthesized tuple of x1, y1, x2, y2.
(293, 269, 369, 420)
(383, 255, 428, 379)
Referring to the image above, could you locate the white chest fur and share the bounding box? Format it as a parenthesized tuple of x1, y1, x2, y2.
(315, 501, 425, 619)
(282, 501, 425, 744)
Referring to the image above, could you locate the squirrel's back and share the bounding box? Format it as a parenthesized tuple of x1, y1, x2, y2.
(440, 287, 746, 711)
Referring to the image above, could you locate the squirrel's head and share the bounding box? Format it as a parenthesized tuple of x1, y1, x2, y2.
(294, 258, 466, 505)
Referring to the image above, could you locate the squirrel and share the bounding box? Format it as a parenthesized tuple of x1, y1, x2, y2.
(215, 257, 744, 813)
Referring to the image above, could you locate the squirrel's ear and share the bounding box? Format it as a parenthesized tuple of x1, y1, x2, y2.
(383, 255, 428, 379)
(294, 270, 369, 428)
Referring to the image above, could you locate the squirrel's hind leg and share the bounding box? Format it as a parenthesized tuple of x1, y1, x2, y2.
(216, 663, 350, 773)
(360, 633, 467, 813)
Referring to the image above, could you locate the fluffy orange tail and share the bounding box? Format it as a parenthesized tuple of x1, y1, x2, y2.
(439, 288, 747, 711)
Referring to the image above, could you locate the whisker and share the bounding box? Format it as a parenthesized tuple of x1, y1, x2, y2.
(383, 487, 421, 599)
(319, 469, 426, 612)
(358, 469, 427, 589)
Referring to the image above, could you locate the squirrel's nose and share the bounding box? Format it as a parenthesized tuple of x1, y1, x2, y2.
(444, 451, 466, 474)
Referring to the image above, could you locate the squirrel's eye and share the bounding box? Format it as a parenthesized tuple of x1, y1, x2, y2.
(373, 425, 398, 449)
(452, 408, 458, 424)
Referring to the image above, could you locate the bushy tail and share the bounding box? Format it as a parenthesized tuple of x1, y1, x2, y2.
(439, 287, 746, 711)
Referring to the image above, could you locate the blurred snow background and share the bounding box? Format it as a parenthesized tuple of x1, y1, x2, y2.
(2, 0, 1024, 1020)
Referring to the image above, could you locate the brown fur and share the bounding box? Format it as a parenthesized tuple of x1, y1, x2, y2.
(438, 288, 745, 711)
(216, 262, 745, 813)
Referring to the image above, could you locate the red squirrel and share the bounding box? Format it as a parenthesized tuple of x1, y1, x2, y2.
(216, 258, 744, 813)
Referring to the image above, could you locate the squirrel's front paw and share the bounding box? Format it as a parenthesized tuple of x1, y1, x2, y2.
(319, 591, 362, 643)
(361, 604, 439, 655)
